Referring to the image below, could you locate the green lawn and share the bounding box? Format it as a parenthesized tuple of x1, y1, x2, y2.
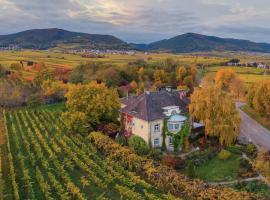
(194, 153, 242, 182)
(241, 105, 270, 131)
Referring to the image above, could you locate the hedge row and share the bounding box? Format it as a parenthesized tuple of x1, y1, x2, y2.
(88, 132, 260, 200)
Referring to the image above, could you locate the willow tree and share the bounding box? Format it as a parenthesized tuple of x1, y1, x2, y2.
(189, 84, 241, 146)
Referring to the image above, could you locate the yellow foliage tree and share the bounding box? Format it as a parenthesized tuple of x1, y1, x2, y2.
(215, 69, 236, 89)
(62, 82, 120, 134)
(252, 81, 270, 119)
(189, 84, 241, 146)
(153, 69, 167, 89)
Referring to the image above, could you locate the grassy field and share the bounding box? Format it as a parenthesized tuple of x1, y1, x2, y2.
(206, 66, 270, 84)
(241, 105, 270, 131)
(0, 104, 174, 200)
(193, 153, 242, 182)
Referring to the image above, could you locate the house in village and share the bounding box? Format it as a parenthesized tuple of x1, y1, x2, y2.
(120, 88, 203, 151)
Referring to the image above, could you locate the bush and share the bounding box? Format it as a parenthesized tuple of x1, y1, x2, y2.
(218, 149, 231, 160)
(186, 161, 196, 178)
(245, 143, 257, 158)
(128, 135, 150, 156)
(115, 134, 127, 146)
(148, 148, 163, 161)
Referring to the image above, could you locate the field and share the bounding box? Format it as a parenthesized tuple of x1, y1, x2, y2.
(206, 66, 270, 84)
(0, 104, 175, 200)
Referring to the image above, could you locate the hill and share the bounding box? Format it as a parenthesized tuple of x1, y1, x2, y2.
(0, 28, 131, 50)
(134, 33, 270, 53)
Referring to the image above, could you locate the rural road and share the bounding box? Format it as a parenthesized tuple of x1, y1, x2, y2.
(236, 102, 270, 151)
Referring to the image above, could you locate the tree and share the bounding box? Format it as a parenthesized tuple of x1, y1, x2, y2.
(229, 77, 245, 98)
(128, 135, 150, 155)
(189, 84, 241, 146)
(215, 69, 236, 89)
(153, 69, 167, 89)
(62, 82, 120, 134)
(176, 66, 187, 82)
(252, 81, 270, 119)
(246, 84, 256, 107)
(33, 68, 55, 87)
(41, 80, 67, 102)
(129, 80, 138, 93)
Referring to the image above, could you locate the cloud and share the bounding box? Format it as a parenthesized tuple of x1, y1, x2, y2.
(0, 0, 270, 43)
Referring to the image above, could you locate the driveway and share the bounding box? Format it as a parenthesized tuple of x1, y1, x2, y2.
(236, 102, 270, 151)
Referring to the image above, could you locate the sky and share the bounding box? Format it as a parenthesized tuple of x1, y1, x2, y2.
(1, 0, 270, 43)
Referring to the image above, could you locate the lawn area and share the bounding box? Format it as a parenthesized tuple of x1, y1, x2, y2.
(241, 105, 270, 131)
(194, 153, 242, 182)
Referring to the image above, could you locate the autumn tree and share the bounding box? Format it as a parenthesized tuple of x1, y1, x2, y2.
(229, 77, 245, 98)
(153, 69, 167, 89)
(189, 84, 241, 146)
(62, 82, 120, 135)
(129, 80, 138, 93)
(252, 81, 270, 119)
(215, 69, 236, 89)
(33, 68, 55, 87)
(41, 80, 67, 102)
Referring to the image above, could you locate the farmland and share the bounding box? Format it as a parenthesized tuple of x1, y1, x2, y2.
(206, 66, 270, 85)
(0, 104, 175, 200)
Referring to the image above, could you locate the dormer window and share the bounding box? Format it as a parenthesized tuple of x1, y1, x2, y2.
(162, 106, 181, 117)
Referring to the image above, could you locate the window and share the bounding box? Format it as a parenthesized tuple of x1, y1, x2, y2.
(153, 138, 160, 147)
(168, 123, 174, 130)
(154, 124, 160, 132)
(174, 124, 179, 130)
(132, 122, 135, 127)
(169, 137, 173, 146)
(141, 125, 144, 129)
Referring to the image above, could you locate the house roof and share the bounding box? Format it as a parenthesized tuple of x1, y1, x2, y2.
(120, 89, 189, 121)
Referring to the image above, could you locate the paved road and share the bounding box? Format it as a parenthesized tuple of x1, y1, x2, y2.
(236, 102, 270, 151)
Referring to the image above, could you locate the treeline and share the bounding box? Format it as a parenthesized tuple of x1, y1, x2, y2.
(68, 58, 198, 96)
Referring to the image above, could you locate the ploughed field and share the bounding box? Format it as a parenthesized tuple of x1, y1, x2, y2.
(0, 105, 174, 200)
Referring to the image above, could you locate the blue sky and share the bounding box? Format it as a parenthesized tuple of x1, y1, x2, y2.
(1, 0, 270, 43)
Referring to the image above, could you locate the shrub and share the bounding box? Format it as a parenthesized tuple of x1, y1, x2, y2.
(245, 143, 257, 158)
(218, 149, 231, 160)
(115, 134, 127, 146)
(148, 148, 163, 161)
(186, 161, 196, 178)
(128, 135, 150, 156)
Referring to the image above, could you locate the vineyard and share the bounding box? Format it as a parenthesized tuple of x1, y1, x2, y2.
(0, 105, 179, 200)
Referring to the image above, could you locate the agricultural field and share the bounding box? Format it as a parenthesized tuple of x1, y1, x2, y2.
(0, 104, 176, 200)
(0, 50, 225, 70)
(206, 66, 270, 85)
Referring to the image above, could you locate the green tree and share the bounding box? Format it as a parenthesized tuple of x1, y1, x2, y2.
(189, 84, 241, 146)
(62, 82, 120, 134)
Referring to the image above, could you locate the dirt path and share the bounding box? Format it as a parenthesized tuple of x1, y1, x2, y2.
(207, 175, 263, 186)
(236, 102, 270, 151)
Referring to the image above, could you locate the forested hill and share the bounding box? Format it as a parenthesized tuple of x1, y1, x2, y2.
(133, 33, 270, 53)
(0, 28, 131, 50)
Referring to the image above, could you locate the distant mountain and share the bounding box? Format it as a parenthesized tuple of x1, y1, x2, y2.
(134, 33, 270, 53)
(0, 28, 131, 50)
